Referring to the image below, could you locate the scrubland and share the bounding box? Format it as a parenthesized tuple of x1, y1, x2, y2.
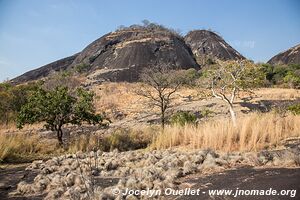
(1, 84, 300, 163)
(1, 83, 300, 199)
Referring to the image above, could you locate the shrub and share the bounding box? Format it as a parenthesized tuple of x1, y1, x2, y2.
(0, 82, 39, 125)
(260, 63, 300, 88)
(200, 108, 214, 118)
(283, 71, 300, 88)
(89, 55, 98, 63)
(170, 111, 197, 126)
(288, 103, 300, 115)
(75, 63, 92, 73)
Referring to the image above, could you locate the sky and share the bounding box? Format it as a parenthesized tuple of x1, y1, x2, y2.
(0, 0, 300, 81)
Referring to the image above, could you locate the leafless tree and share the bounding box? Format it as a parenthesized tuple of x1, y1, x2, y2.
(137, 65, 186, 129)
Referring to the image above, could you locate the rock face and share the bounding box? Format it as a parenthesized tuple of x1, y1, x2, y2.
(11, 54, 78, 85)
(268, 44, 300, 65)
(12, 27, 247, 84)
(12, 26, 200, 84)
(71, 28, 200, 82)
(184, 30, 245, 65)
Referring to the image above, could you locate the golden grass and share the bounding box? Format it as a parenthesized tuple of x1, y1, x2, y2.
(0, 133, 57, 163)
(151, 112, 300, 152)
(92, 82, 300, 120)
(254, 88, 300, 100)
(68, 126, 155, 153)
(0, 123, 43, 134)
(92, 82, 204, 119)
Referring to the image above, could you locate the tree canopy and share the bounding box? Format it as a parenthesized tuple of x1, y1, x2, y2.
(199, 60, 265, 125)
(17, 86, 105, 145)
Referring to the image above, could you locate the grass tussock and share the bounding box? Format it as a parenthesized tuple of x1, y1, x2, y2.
(152, 112, 300, 152)
(68, 127, 155, 153)
(0, 127, 154, 163)
(0, 134, 57, 163)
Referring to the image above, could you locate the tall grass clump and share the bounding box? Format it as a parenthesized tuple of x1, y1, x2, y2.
(0, 134, 56, 163)
(68, 127, 155, 153)
(151, 112, 300, 152)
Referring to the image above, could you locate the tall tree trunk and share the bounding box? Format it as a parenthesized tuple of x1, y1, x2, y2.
(229, 103, 237, 127)
(56, 128, 63, 145)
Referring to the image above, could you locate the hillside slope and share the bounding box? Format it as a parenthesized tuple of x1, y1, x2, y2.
(268, 44, 300, 65)
(185, 30, 244, 65)
(11, 54, 78, 85)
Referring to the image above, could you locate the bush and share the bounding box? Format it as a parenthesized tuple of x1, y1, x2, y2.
(0, 82, 39, 125)
(170, 111, 197, 126)
(89, 55, 98, 63)
(283, 71, 300, 88)
(75, 63, 92, 73)
(261, 63, 300, 88)
(200, 108, 214, 118)
(288, 103, 300, 115)
(179, 68, 201, 86)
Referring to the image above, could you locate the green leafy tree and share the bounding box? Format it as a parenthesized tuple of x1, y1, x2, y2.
(17, 86, 105, 145)
(0, 88, 13, 125)
(0, 82, 39, 125)
(283, 71, 300, 88)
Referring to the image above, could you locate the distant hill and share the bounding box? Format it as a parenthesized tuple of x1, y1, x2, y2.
(184, 30, 245, 65)
(11, 25, 245, 85)
(268, 44, 300, 65)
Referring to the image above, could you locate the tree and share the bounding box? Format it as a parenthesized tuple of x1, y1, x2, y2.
(0, 89, 13, 125)
(136, 65, 187, 129)
(200, 60, 264, 126)
(283, 71, 300, 88)
(0, 82, 39, 125)
(17, 86, 105, 145)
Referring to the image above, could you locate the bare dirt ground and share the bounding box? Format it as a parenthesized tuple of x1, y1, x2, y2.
(170, 167, 300, 200)
(1, 165, 299, 200)
(0, 164, 41, 200)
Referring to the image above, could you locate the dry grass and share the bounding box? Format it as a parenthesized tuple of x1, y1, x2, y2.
(151, 112, 300, 152)
(92, 82, 204, 119)
(0, 133, 57, 163)
(0, 123, 43, 134)
(68, 126, 155, 153)
(254, 88, 300, 100)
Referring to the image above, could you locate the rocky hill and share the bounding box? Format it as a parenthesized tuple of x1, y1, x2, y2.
(11, 54, 78, 85)
(185, 30, 245, 65)
(69, 26, 200, 82)
(12, 26, 246, 84)
(268, 44, 300, 65)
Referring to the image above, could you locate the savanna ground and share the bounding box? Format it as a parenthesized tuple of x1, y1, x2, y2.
(1, 82, 300, 199)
